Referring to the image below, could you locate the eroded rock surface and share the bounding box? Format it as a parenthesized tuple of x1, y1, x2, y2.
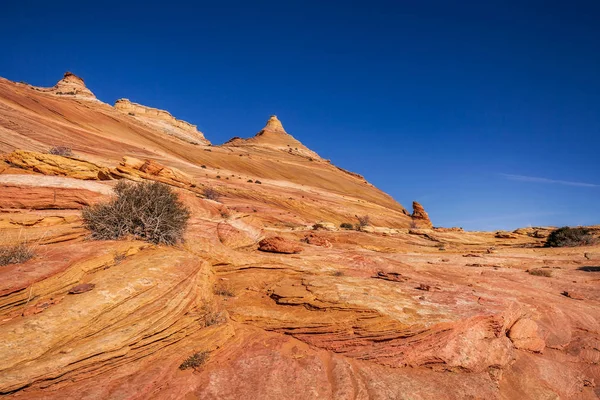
(0, 72, 599, 400)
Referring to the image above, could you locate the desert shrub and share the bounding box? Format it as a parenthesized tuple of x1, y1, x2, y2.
(202, 302, 225, 327)
(203, 187, 219, 201)
(82, 181, 190, 245)
(356, 215, 370, 227)
(247, 179, 253, 183)
(213, 281, 235, 297)
(340, 222, 354, 230)
(48, 146, 73, 157)
(179, 351, 209, 371)
(312, 223, 326, 230)
(201, 165, 207, 169)
(528, 268, 553, 277)
(255, 180, 262, 184)
(545, 226, 595, 248)
(0, 243, 35, 266)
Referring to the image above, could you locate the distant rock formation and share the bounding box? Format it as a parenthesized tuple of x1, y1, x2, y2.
(114, 98, 210, 145)
(411, 201, 432, 228)
(28, 71, 96, 99)
(224, 115, 322, 160)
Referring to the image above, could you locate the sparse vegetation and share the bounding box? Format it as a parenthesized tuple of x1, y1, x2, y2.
(48, 146, 73, 157)
(356, 215, 370, 228)
(247, 179, 253, 183)
(332, 270, 344, 277)
(312, 223, 326, 230)
(528, 268, 553, 277)
(340, 222, 354, 230)
(213, 281, 235, 297)
(113, 251, 126, 265)
(203, 187, 219, 201)
(179, 351, 210, 371)
(82, 181, 190, 245)
(202, 302, 225, 327)
(0, 243, 35, 266)
(545, 226, 595, 248)
(255, 180, 262, 184)
(201, 165, 207, 169)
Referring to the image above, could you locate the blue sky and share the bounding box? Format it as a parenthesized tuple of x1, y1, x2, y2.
(1, 0, 599, 230)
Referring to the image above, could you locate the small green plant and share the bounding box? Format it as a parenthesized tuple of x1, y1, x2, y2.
(528, 268, 553, 277)
(179, 351, 210, 371)
(48, 146, 73, 157)
(0, 243, 35, 266)
(545, 227, 595, 247)
(340, 222, 353, 230)
(82, 181, 190, 245)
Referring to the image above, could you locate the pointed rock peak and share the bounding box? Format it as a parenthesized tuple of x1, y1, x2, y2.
(412, 201, 433, 229)
(61, 71, 85, 85)
(258, 115, 287, 135)
(52, 71, 95, 99)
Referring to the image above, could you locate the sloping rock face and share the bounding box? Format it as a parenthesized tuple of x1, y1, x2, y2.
(1, 73, 600, 399)
(5, 150, 113, 180)
(114, 99, 210, 145)
(411, 201, 433, 228)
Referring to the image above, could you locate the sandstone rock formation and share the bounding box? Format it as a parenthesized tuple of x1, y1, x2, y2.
(5, 150, 113, 180)
(1, 72, 599, 399)
(411, 201, 433, 228)
(258, 236, 303, 254)
(23, 71, 96, 99)
(224, 115, 322, 160)
(114, 99, 209, 145)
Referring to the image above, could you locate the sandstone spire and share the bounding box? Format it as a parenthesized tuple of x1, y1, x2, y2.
(411, 201, 432, 228)
(258, 115, 287, 135)
(52, 71, 96, 99)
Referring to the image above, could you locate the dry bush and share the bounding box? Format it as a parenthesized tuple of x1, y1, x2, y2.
(213, 281, 235, 297)
(545, 227, 595, 247)
(0, 243, 35, 266)
(528, 268, 553, 277)
(356, 215, 370, 227)
(202, 302, 225, 327)
(203, 187, 219, 201)
(82, 181, 190, 245)
(340, 222, 353, 230)
(179, 351, 210, 371)
(48, 146, 73, 157)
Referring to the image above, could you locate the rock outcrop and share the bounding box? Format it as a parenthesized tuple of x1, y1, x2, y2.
(258, 236, 303, 254)
(224, 115, 322, 160)
(27, 71, 96, 99)
(411, 201, 432, 228)
(114, 99, 209, 145)
(4, 150, 113, 180)
(1, 72, 599, 400)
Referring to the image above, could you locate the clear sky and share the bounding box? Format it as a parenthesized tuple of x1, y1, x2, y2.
(1, 0, 599, 231)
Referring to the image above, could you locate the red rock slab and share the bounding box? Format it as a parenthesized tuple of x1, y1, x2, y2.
(258, 236, 302, 254)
